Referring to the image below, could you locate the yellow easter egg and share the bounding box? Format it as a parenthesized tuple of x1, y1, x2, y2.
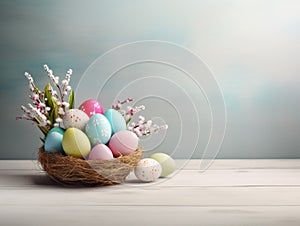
(62, 128, 91, 158)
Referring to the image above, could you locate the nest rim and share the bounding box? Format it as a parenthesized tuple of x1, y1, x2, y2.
(38, 146, 143, 186)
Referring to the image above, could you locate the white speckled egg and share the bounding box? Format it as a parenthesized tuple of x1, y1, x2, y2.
(134, 158, 162, 182)
(63, 109, 89, 130)
(85, 114, 112, 146)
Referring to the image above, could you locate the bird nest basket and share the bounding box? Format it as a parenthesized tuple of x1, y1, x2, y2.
(38, 146, 143, 186)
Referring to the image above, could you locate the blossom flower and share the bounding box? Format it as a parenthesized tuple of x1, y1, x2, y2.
(18, 66, 168, 142)
(112, 98, 146, 124)
(17, 65, 74, 135)
(127, 115, 168, 138)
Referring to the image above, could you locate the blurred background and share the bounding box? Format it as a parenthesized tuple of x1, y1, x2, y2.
(1, 0, 299, 159)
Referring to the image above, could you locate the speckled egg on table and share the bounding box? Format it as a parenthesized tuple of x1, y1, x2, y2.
(85, 114, 112, 146)
(62, 128, 91, 158)
(63, 109, 89, 130)
(134, 158, 162, 182)
(108, 130, 139, 157)
(88, 144, 114, 160)
(44, 127, 65, 154)
(79, 99, 104, 118)
(104, 109, 126, 135)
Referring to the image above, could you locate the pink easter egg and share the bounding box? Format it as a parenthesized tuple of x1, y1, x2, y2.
(108, 130, 139, 157)
(79, 99, 104, 118)
(88, 144, 114, 160)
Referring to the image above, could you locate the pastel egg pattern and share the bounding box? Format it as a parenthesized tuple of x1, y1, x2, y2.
(63, 109, 89, 130)
(108, 130, 139, 157)
(88, 144, 114, 160)
(79, 99, 104, 118)
(62, 128, 91, 158)
(134, 158, 162, 182)
(44, 127, 65, 154)
(149, 153, 176, 177)
(85, 114, 112, 146)
(104, 109, 126, 135)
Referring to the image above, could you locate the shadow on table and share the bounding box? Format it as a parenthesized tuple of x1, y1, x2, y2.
(33, 176, 148, 188)
(1, 172, 115, 189)
(30, 174, 117, 189)
(1, 169, 148, 188)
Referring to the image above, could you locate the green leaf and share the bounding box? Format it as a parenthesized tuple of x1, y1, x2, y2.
(68, 89, 74, 109)
(50, 100, 59, 125)
(38, 125, 49, 137)
(44, 83, 53, 109)
(126, 117, 132, 125)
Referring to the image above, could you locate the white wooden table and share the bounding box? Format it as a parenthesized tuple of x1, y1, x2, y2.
(0, 160, 300, 226)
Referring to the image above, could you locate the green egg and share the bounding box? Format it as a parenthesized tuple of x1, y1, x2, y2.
(62, 128, 91, 158)
(149, 153, 176, 177)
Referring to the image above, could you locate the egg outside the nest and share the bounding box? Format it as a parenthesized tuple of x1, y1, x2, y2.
(149, 153, 176, 177)
(134, 158, 162, 182)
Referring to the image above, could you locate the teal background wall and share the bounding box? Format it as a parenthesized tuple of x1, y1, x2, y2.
(1, 0, 299, 159)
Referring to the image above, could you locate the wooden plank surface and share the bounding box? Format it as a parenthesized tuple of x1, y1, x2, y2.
(1, 159, 300, 170)
(0, 160, 299, 226)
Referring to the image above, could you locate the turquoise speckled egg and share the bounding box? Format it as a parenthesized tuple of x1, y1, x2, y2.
(85, 114, 112, 146)
(104, 109, 126, 135)
(44, 127, 65, 154)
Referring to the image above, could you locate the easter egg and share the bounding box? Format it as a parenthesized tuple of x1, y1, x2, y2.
(150, 153, 176, 177)
(108, 130, 139, 157)
(62, 128, 91, 158)
(48, 127, 65, 135)
(88, 144, 114, 160)
(134, 158, 162, 182)
(79, 99, 104, 117)
(104, 109, 126, 135)
(63, 109, 89, 130)
(44, 127, 65, 154)
(85, 114, 112, 146)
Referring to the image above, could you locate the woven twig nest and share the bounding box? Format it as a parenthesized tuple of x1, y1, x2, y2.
(38, 146, 143, 186)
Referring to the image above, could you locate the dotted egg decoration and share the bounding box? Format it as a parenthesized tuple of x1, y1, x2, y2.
(85, 114, 112, 146)
(63, 109, 89, 130)
(79, 99, 104, 118)
(134, 158, 162, 182)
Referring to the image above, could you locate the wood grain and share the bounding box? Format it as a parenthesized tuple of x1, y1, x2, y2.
(0, 160, 299, 226)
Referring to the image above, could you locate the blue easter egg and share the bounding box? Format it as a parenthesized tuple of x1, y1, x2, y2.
(44, 127, 65, 153)
(85, 114, 112, 146)
(48, 127, 65, 135)
(104, 109, 126, 135)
